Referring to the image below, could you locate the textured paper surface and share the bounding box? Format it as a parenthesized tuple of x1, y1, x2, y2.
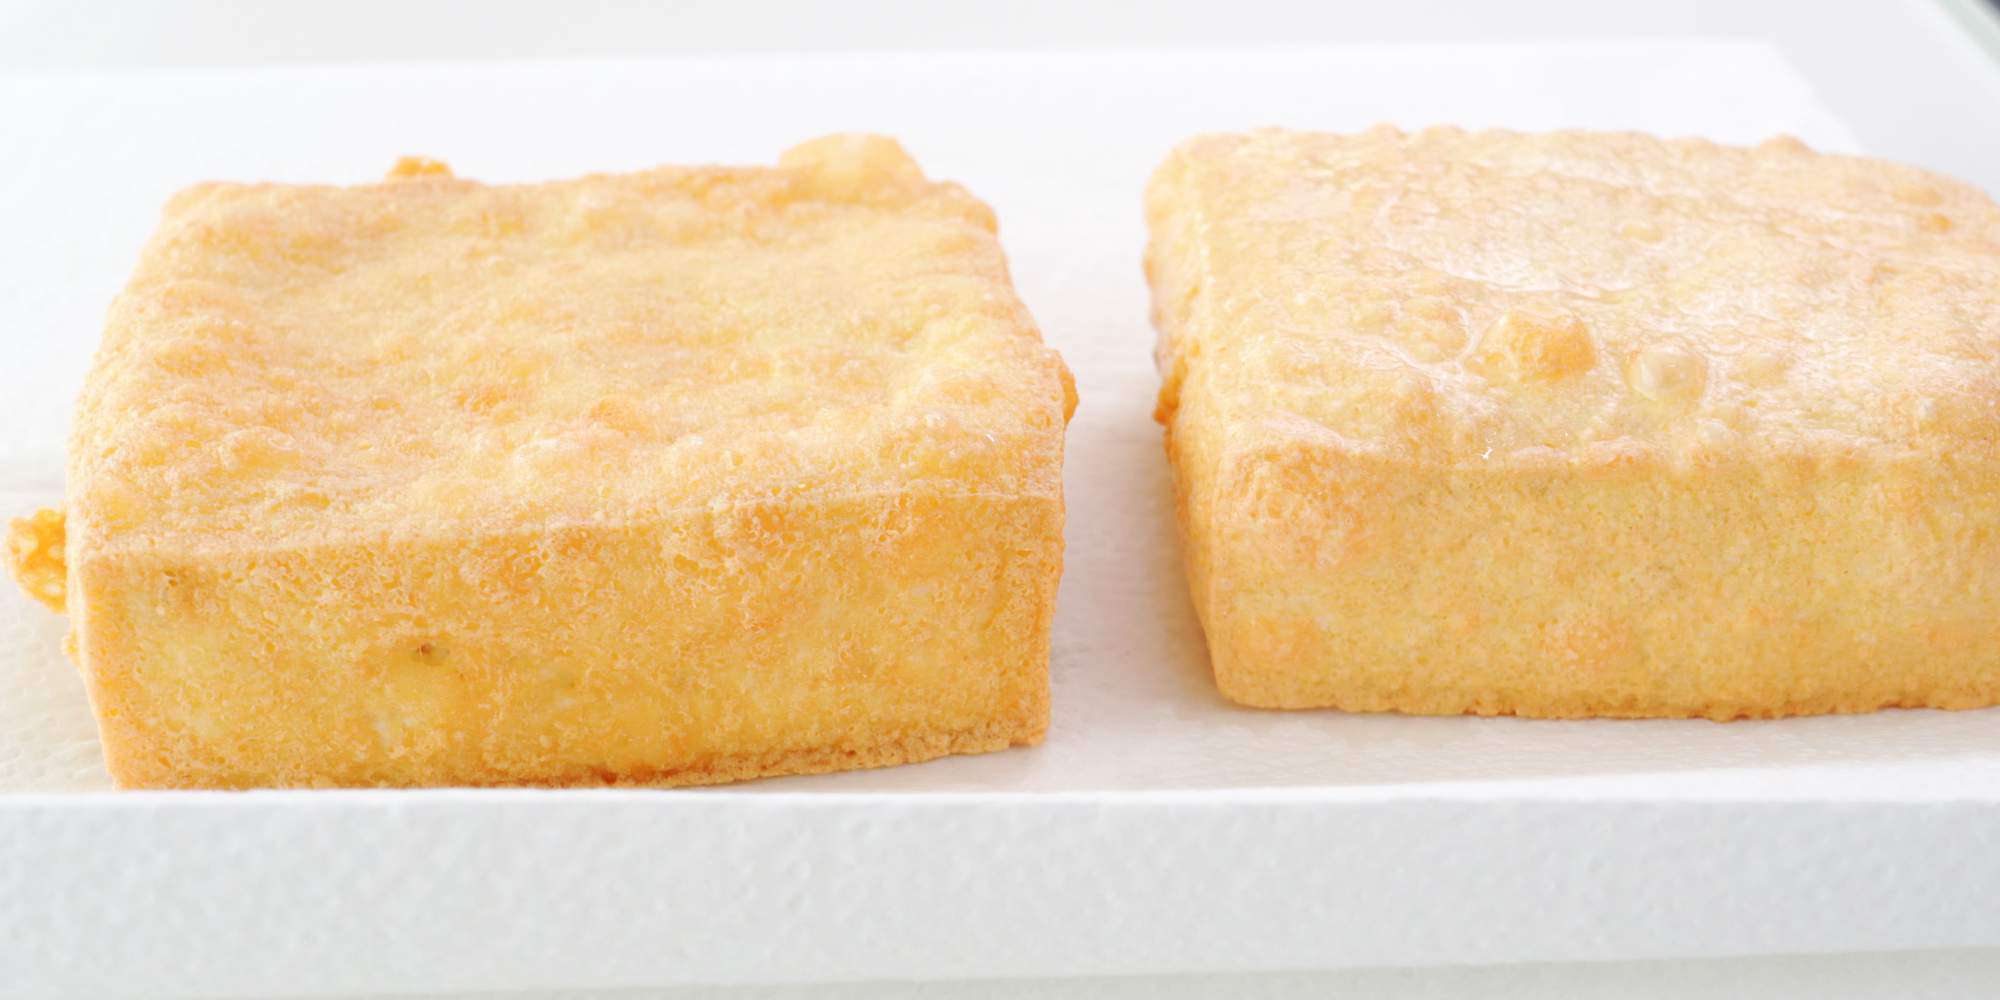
(287, 949, 2000, 1000)
(4, 42, 2000, 999)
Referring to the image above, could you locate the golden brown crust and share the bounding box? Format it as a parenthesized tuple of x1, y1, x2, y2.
(1148, 127, 2000, 720)
(79, 492, 1061, 788)
(1149, 127, 2000, 470)
(4, 507, 65, 612)
(386, 155, 453, 179)
(74, 135, 1066, 555)
(51, 135, 1070, 788)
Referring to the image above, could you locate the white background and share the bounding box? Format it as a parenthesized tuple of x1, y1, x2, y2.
(4, 1, 1999, 191)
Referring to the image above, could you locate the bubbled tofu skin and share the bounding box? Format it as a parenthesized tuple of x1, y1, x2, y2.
(53, 134, 1073, 788)
(4, 508, 65, 612)
(73, 133, 1068, 556)
(1148, 127, 2000, 469)
(1147, 127, 2000, 720)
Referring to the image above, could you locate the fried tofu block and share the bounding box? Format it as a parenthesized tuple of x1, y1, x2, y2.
(1146, 127, 2000, 719)
(10, 135, 1073, 787)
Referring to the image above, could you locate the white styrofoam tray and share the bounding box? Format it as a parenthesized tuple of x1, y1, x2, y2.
(3, 42, 1998, 999)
